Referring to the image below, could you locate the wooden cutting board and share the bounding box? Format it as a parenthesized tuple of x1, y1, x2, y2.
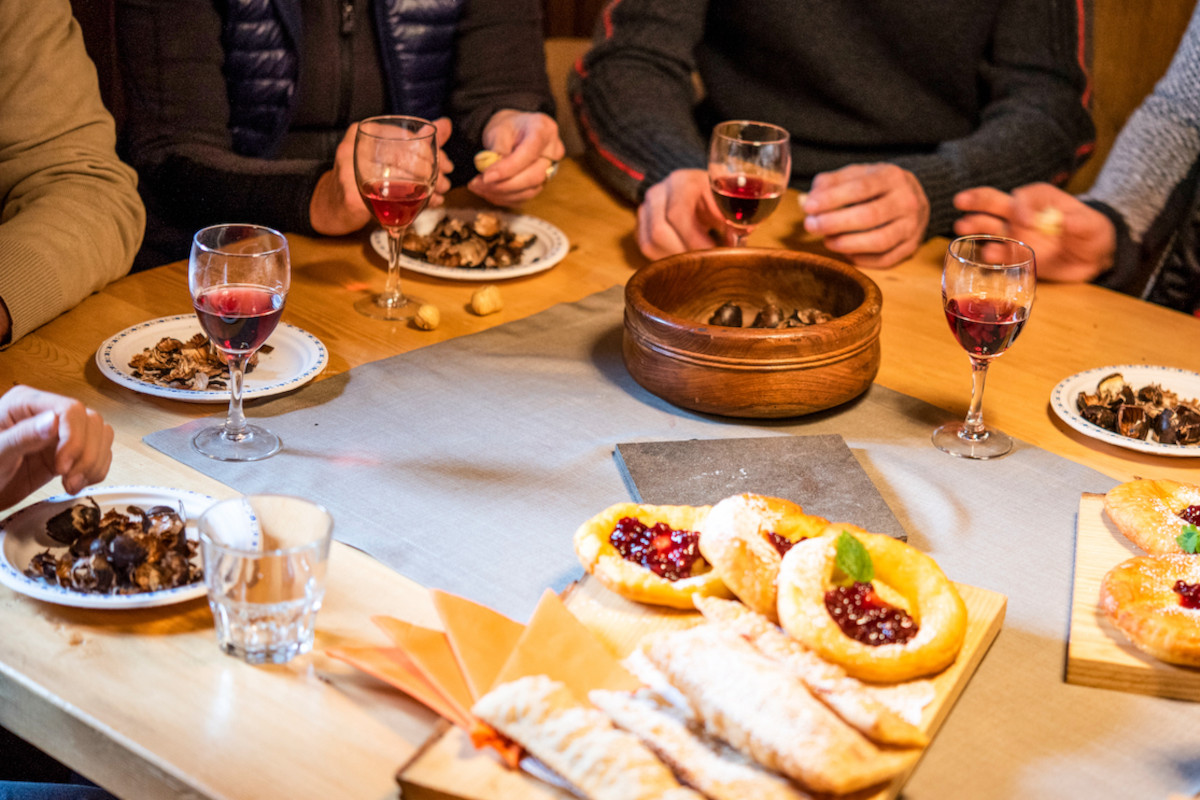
(1066, 492, 1200, 700)
(397, 575, 1007, 800)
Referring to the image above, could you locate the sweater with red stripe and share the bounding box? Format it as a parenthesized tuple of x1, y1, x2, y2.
(570, 0, 1095, 239)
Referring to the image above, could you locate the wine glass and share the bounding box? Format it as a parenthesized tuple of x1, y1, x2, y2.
(189, 224, 290, 462)
(932, 235, 1036, 459)
(354, 115, 438, 320)
(708, 120, 791, 246)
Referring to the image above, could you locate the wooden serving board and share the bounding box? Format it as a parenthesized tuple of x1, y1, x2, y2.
(397, 575, 1007, 800)
(1066, 492, 1200, 700)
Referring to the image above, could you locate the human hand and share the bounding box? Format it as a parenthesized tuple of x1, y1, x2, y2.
(0, 386, 113, 509)
(636, 169, 726, 260)
(953, 183, 1116, 283)
(310, 118, 454, 236)
(802, 163, 930, 268)
(469, 110, 565, 206)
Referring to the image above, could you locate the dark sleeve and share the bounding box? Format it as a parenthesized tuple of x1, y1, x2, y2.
(569, 0, 709, 204)
(1084, 199, 1145, 295)
(446, 0, 556, 177)
(890, 0, 1095, 238)
(116, 0, 325, 238)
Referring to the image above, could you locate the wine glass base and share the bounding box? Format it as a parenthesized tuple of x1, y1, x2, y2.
(932, 423, 1013, 460)
(192, 424, 281, 462)
(355, 292, 420, 321)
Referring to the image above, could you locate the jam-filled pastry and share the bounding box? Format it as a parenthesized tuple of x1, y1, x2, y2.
(1103, 479, 1200, 555)
(694, 595, 931, 746)
(1100, 554, 1200, 667)
(471, 675, 703, 800)
(776, 531, 967, 683)
(589, 688, 810, 800)
(640, 625, 914, 795)
(696, 493, 831, 621)
(574, 502, 731, 608)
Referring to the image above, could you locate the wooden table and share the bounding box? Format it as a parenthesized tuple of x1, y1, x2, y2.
(1, 159, 1198, 799)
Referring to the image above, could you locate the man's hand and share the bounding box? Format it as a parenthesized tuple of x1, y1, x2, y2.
(802, 163, 930, 268)
(469, 110, 565, 206)
(310, 118, 455, 235)
(0, 386, 113, 509)
(636, 169, 726, 260)
(953, 183, 1117, 283)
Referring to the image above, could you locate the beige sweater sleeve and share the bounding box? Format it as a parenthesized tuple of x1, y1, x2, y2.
(0, 0, 145, 347)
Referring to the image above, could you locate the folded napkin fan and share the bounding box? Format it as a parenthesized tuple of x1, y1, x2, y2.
(328, 587, 639, 768)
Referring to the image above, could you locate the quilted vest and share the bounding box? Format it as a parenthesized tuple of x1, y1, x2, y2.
(220, 0, 464, 158)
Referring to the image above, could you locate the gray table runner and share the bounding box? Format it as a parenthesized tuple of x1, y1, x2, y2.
(147, 285, 1198, 799)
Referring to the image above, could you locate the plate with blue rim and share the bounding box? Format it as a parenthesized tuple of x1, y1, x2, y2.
(0, 485, 217, 609)
(1050, 364, 1200, 457)
(369, 207, 569, 281)
(96, 315, 327, 403)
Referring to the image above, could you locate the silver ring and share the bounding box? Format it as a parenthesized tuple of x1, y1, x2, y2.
(544, 158, 560, 181)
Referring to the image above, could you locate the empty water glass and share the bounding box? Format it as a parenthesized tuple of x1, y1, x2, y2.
(199, 495, 333, 664)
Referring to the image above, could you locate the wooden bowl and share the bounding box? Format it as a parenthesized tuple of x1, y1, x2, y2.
(623, 248, 882, 418)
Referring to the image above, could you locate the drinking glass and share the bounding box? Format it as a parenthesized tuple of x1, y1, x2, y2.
(354, 115, 438, 320)
(199, 495, 333, 665)
(932, 235, 1036, 459)
(708, 120, 791, 246)
(189, 224, 290, 462)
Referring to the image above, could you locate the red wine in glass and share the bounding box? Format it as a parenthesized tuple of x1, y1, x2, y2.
(194, 285, 286, 354)
(708, 120, 791, 246)
(943, 296, 1029, 358)
(354, 115, 438, 321)
(711, 175, 784, 228)
(360, 179, 432, 230)
(933, 236, 1036, 460)
(188, 224, 290, 463)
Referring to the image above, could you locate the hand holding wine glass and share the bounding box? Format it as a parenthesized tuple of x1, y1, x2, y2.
(354, 115, 438, 320)
(932, 235, 1036, 459)
(189, 224, 290, 462)
(708, 120, 791, 246)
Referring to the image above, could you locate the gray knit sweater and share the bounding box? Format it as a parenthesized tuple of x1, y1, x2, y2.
(1085, 2, 1200, 313)
(570, 0, 1095, 240)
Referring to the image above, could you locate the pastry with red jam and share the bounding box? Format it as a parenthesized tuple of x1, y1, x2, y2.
(776, 530, 967, 682)
(1100, 553, 1200, 667)
(574, 502, 732, 609)
(696, 493, 832, 622)
(1103, 478, 1200, 555)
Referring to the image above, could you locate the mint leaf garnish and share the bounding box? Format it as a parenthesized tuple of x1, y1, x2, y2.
(1177, 524, 1200, 554)
(834, 530, 874, 585)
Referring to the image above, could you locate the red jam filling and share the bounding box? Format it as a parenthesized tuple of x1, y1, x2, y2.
(824, 582, 919, 646)
(609, 517, 704, 581)
(1178, 505, 1200, 526)
(1173, 580, 1200, 609)
(766, 531, 795, 556)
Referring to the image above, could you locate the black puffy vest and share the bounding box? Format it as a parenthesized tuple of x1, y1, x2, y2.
(220, 0, 464, 158)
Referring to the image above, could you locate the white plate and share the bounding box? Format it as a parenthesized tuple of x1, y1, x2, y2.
(369, 207, 569, 281)
(0, 486, 216, 609)
(96, 315, 328, 403)
(1051, 364, 1200, 457)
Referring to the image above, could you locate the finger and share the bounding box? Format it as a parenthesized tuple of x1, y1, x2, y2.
(64, 414, 112, 495)
(433, 117, 453, 148)
(0, 410, 57, 463)
(845, 239, 916, 269)
(823, 217, 913, 260)
(953, 213, 1010, 237)
(804, 164, 884, 213)
(637, 198, 689, 260)
(51, 400, 91, 477)
(953, 187, 1015, 219)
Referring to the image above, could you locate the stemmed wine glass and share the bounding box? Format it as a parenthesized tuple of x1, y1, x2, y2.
(354, 115, 438, 320)
(932, 235, 1036, 459)
(189, 224, 290, 462)
(708, 120, 791, 246)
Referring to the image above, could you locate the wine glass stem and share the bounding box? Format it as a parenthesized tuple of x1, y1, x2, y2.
(382, 228, 406, 306)
(961, 356, 991, 440)
(730, 227, 747, 247)
(223, 353, 251, 440)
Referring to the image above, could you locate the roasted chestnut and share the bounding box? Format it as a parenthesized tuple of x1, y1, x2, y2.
(708, 302, 744, 327)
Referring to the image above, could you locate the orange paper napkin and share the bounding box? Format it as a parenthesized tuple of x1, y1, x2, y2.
(327, 586, 639, 766)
